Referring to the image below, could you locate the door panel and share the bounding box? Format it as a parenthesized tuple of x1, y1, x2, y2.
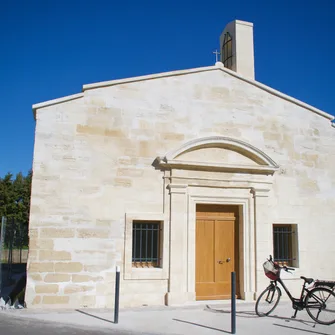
(196, 205, 239, 300)
(196, 219, 215, 299)
(214, 220, 234, 294)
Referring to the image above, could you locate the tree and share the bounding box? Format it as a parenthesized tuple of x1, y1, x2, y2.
(0, 173, 16, 220)
(0, 170, 32, 303)
(0, 170, 32, 250)
(0, 170, 32, 224)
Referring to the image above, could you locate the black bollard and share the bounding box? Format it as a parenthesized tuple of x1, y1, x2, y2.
(0, 216, 6, 295)
(114, 266, 120, 324)
(231, 271, 236, 334)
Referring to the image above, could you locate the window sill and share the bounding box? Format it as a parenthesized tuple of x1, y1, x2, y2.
(124, 267, 168, 280)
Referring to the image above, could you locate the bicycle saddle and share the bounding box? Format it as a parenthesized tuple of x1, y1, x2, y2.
(301, 276, 314, 284)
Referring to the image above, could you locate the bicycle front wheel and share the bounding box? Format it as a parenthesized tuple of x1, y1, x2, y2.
(305, 287, 335, 325)
(255, 285, 281, 316)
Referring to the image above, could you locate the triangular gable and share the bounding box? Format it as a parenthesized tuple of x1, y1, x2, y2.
(32, 62, 335, 124)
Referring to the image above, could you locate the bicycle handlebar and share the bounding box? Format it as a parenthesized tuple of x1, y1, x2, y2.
(267, 255, 295, 272)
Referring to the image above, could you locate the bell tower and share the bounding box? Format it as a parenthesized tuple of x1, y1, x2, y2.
(220, 20, 255, 80)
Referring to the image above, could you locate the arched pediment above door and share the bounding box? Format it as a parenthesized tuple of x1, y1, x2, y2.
(154, 136, 279, 175)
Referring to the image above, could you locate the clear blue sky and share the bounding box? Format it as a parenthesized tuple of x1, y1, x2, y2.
(1, 0, 334, 177)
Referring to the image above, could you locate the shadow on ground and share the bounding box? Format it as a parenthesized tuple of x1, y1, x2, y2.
(76, 310, 116, 324)
(203, 305, 332, 335)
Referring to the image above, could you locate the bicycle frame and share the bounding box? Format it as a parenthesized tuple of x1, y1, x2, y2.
(271, 275, 332, 319)
(258, 256, 335, 324)
(275, 277, 309, 310)
(267, 272, 321, 317)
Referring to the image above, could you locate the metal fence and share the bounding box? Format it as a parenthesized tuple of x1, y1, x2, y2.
(0, 216, 28, 303)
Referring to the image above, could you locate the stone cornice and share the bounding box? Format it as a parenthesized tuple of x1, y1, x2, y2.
(164, 136, 279, 168)
(164, 175, 273, 186)
(157, 158, 278, 175)
(81, 62, 333, 122)
(154, 136, 279, 176)
(31, 63, 334, 123)
(167, 184, 188, 194)
(32, 93, 84, 120)
(214, 62, 334, 121)
(82, 66, 216, 91)
(250, 187, 271, 197)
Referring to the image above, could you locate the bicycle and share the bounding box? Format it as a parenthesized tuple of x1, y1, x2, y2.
(255, 255, 335, 325)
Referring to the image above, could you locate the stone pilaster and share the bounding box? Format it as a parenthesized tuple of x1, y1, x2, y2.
(166, 184, 192, 305)
(251, 187, 272, 297)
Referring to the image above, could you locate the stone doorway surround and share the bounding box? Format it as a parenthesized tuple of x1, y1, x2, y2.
(195, 203, 241, 300)
(154, 136, 279, 305)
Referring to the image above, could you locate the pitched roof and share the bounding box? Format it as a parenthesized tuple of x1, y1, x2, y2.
(32, 62, 334, 123)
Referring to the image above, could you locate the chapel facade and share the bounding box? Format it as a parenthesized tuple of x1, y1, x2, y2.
(26, 20, 335, 308)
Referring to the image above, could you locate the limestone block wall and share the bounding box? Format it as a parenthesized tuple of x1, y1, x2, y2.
(26, 68, 335, 308)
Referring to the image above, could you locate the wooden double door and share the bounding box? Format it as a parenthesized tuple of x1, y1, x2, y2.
(196, 204, 240, 300)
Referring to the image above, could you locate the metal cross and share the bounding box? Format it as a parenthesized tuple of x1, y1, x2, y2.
(213, 49, 220, 62)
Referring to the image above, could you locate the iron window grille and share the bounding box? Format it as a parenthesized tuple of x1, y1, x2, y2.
(273, 224, 296, 267)
(132, 220, 161, 268)
(222, 32, 233, 69)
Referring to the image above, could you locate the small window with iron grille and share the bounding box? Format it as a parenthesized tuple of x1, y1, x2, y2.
(132, 220, 161, 268)
(273, 224, 299, 267)
(222, 32, 233, 69)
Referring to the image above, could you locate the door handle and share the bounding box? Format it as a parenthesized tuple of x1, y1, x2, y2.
(226, 258, 231, 262)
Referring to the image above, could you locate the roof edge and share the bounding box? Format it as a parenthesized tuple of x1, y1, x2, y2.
(31, 63, 334, 123)
(32, 93, 84, 120)
(82, 66, 217, 91)
(216, 66, 334, 121)
(82, 62, 334, 121)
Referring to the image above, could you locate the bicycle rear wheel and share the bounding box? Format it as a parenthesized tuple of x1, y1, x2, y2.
(305, 287, 335, 325)
(255, 285, 281, 316)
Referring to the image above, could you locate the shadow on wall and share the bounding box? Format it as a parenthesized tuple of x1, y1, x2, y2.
(0, 217, 28, 309)
(0, 263, 27, 309)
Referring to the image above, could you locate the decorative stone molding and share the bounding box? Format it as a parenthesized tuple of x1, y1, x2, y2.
(167, 184, 188, 194)
(186, 189, 256, 302)
(159, 159, 277, 175)
(165, 136, 278, 165)
(155, 136, 279, 176)
(250, 187, 271, 198)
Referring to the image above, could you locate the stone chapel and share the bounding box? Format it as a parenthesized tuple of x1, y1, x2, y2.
(26, 20, 335, 308)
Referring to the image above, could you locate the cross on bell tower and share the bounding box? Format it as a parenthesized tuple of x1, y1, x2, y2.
(213, 49, 221, 63)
